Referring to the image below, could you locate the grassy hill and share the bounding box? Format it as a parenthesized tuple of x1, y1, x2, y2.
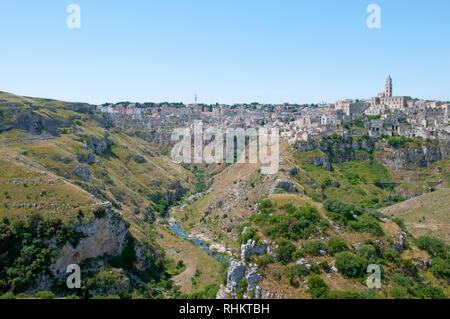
(0, 92, 223, 299)
(0, 91, 448, 299)
(383, 189, 450, 244)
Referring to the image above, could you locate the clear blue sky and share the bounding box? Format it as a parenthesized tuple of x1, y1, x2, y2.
(0, 0, 449, 104)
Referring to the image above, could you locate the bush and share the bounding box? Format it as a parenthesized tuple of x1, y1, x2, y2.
(335, 252, 367, 278)
(348, 215, 384, 236)
(110, 237, 136, 270)
(323, 199, 357, 225)
(93, 206, 107, 219)
(285, 266, 299, 287)
(272, 270, 282, 281)
(320, 260, 331, 272)
(0, 292, 15, 299)
(416, 285, 447, 299)
(256, 255, 273, 270)
(416, 236, 447, 258)
(307, 275, 329, 299)
(238, 226, 260, 245)
(257, 199, 274, 214)
(392, 217, 406, 232)
(34, 291, 55, 299)
(327, 237, 348, 255)
(357, 244, 378, 264)
(303, 241, 328, 256)
(391, 285, 409, 299)
(328, 290, 362, 299)
(276, 239, 296, 264)
(430, 257, 450, 280)
(258, 204, 323, 240)
(383, 247, 400, 263)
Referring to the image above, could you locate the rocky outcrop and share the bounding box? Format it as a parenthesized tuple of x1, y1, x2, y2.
(15, 111, 61, 136)
(65, 103, 94, 114)
(73, 164, 92, 182)
(76, 152, 96, 164)
(241, 239, 268, 261)
(390, 231, 407, 252)
(309, 156, 331, 170)
(275, 180, 299, 193)
(376, 141, 448, 170)
(85, 135, 113, 155)
(133, 155, 146, 164)
(296, 136, 375, 163)
(225, 259, 246, 293)
(246, 267, 262, 291)
(50, 203, 128, 278)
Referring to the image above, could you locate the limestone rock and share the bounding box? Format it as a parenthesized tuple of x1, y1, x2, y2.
(226, 259, 246, 293)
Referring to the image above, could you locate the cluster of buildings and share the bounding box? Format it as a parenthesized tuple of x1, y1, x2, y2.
(95, 76, 450, 142)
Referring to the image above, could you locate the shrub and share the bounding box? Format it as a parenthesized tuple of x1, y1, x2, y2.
(238, 226, 259, 245)
(256, 255, 273, 270)
(348, 215, 384, 236)
(323, 199, 356, 225)
(357, 244, 378, 264)
(272, 270, 282, 281)
(110, 237, 136, 270)
(328, 290, 362, 299)
(276, 239, 296, 264)
(259, 204, 322, 240)
(0, 292, 15, 299)
(383, 247, 400, 263)
(392, 217, 406, 232)
(416, 236, 447, 257)
(430, 257, 450, 280)
(320, 260, 331, 272)
(307, 275, 329, 299)
(257, 199, 274, 214)
(303, 241, 328, 256)
(416, 285, 447, 299)
(391, 285, 409, 299)
(34, 291, 55, 299)
(285, 266, 299, 287)
(335, 252, 367, 278)
(93, 206, 107, 219)
(327, 237, 348, 255)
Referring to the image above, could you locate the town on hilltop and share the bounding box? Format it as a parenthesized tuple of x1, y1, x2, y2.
(96, 76, 450, 143)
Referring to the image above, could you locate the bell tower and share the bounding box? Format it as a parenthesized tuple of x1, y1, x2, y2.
(385, 75, 392, 97)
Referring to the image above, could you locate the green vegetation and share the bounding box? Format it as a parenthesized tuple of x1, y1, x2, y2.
(327, 237, 348, 255)
(0, 214, 84, 294)
(334, 252, 367, 278)
(252, 201, 324, 240)
(307, 275, 330, 299)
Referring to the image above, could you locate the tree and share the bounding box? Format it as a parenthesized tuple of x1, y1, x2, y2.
(335, 252, 367, 278)
(327, 237, 348, 255)
(276, 239, 296, 264)
(307, 275, 329, 299)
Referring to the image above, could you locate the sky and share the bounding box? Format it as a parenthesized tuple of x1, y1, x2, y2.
(0, 0, 449, 105)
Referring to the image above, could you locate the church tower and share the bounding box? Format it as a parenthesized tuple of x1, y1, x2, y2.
(385, 75, 392, 97)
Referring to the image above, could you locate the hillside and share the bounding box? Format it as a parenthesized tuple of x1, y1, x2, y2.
(0, 92, 222, 298)
(383, 189, 450, 244)
(0, 91, 448, 300)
